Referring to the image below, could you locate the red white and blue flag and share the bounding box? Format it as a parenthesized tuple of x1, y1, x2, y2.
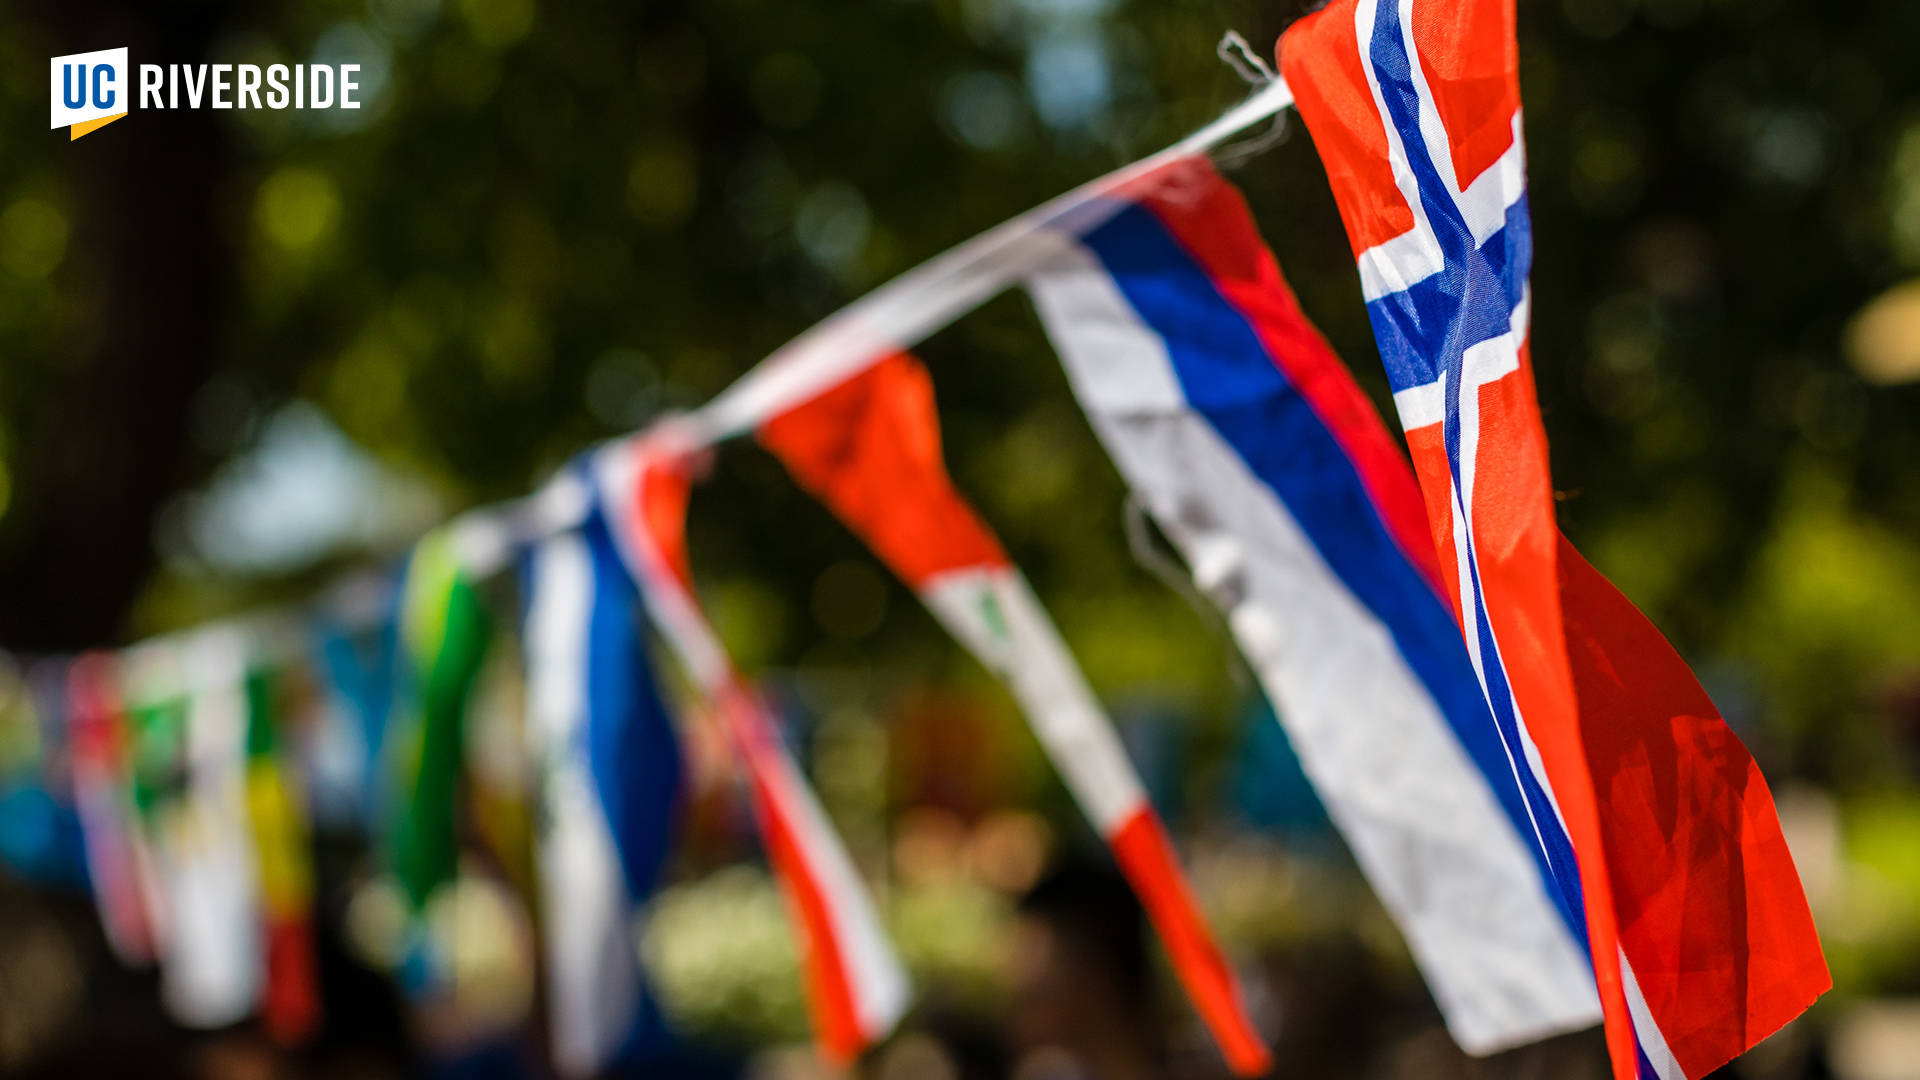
(1025, 155, 1602, 1054)
(519, 462, 686, 1077)
(1278, 1, 1828, 1075)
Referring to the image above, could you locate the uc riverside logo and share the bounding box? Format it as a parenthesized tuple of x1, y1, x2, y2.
(51, 47, 362, 141)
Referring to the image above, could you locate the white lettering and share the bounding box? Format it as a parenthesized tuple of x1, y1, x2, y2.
(308, 65, 333, 109)
(237, 65, 261, 109)
(182, 64, 207, 108)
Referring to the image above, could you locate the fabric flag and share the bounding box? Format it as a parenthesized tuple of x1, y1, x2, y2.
(758, 351, 1271, 1076)
(312, 577, 400, 825)
(519, 465, 686, 1077)
(66, 651, 162, 966)
(593, 439, 910, 1064)
(385, 526, 492, 985)
(1024, 153, 1599, 1053)
(125, 631, 264, 1029)
(0, 660, 89, 887)
(1277, 4, 1828, 1075)
(243, 665, 322, 1045)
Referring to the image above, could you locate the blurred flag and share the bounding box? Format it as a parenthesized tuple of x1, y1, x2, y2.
(758, 351, 1271, 1076)
(519, 465, 685, 1077)
(0, 658, 89, 888)
(125, 632, 263, 1029)
(1025, 153, 1601, 1053)
(312, 576, 401, 825)
(68, 652, 162, 965)
(1277, 3, 1829, 1074)
(595, 440, 910, 1065)
(462, 647, 539, 920)
(386, 527, 492, 991)
(243, 665, 322, 1045)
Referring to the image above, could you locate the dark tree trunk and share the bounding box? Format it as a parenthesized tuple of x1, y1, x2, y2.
(0, 1, 238, 651)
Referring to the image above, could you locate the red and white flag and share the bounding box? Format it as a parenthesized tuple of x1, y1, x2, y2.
(593, 438, 910, 1064)
(758, 351, 1271, 1076)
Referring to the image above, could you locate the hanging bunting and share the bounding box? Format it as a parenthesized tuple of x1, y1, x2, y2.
(0, 55, 1829, 1080)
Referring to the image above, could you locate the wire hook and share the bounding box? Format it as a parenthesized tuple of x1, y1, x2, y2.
(1211, 31, 1290, 168)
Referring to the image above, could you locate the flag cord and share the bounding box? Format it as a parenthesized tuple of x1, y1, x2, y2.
(1211, 32, 1290, 169)
(44, 66, 1303, 695)
(669, 74, 1296, 449)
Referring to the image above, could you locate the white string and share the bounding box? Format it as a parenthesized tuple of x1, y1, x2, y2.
(1216, 30, 1278, 86)
(1211, 32, 1290, 169)
(678, 76, 1295, 448)
(1120, 497, 1253, 693)
(34, 69, 1302, 693)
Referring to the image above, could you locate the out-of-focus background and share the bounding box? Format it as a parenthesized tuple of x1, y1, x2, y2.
(0, 0, 1916, 1077)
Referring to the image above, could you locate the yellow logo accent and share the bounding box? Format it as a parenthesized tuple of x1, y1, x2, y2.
(69, 111, 127, 140)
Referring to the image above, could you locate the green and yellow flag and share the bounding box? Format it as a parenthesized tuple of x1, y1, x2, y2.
(383, 528, 492, 986)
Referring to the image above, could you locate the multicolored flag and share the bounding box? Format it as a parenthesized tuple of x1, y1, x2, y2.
(1025, 153, 1600, 1053)
(519, 466, 686, 1077)
(0, 659, 89, 887)
(1277, 3, 1829, 1074)
(758, 351, 1271, 1075)
(126, 631, 264, 1029)
(243, 664, 322, 1045)
(385, 527, 492, 987)
(594, 439, 910, 1064)
(67, 651, 162, 966)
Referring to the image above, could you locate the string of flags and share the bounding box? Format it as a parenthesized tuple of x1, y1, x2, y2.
(0, 4, 1829, 1079)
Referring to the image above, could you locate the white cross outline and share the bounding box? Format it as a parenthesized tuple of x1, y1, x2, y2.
(1353, 0, 1564, 857)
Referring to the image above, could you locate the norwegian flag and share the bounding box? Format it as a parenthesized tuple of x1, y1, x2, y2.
(1279, 2, 1828, 1077)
